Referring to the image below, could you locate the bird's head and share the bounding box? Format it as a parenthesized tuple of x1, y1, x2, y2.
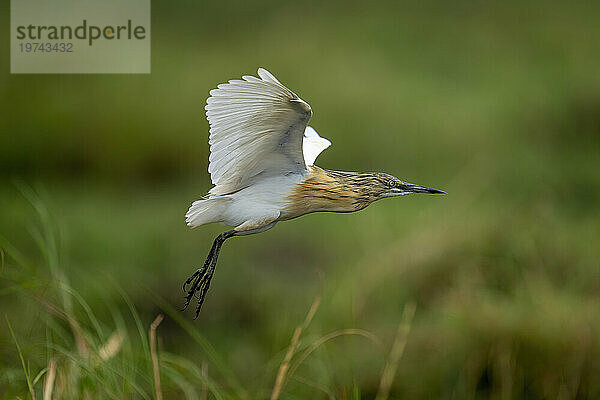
(313, 168, 445, 212)
(370, 173, 446, 199)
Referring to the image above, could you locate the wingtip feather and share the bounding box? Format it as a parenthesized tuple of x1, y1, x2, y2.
(257, 68, 282, 85)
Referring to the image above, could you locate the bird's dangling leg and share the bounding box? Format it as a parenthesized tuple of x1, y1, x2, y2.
(182, 229, 236, 318)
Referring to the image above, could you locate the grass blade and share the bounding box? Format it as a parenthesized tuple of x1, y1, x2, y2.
(6, 316, 36, 400)
(149, 314, 164, 400)
(270, 295, 321, 400)
(375, 301, 416, 400)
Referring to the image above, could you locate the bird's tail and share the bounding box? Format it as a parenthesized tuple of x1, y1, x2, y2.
(185, 197, 231, 227)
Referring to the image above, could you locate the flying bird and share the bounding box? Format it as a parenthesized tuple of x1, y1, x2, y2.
(182, 68, 445, 318)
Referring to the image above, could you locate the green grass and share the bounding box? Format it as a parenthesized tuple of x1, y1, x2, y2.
(1, 192, 415, 399)
(2, 0, 600, 398)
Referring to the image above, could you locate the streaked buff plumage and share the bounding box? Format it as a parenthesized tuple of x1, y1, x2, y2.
(284, 165, 375, 218)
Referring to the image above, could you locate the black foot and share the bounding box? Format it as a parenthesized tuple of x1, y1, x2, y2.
(181, 263, 215, 318)
(181, 230, 235, 318)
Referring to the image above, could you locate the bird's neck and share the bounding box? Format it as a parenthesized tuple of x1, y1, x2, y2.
(285, 166, 379, 217)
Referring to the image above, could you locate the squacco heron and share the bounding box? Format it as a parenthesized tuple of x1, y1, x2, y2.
(182, 68, 445, 318)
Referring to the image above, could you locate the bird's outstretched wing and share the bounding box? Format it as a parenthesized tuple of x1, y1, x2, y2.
(302, 126, 331, 166)
(206, 68, 318, 196)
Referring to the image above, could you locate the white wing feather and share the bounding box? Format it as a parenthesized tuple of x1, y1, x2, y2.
(205, 68, 313, 195)
(302, 126, 331, 166)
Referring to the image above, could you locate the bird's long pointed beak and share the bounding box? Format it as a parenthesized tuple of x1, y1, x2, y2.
(403, 182, 446, 195)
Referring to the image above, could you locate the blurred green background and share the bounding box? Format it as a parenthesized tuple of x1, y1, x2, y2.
(2, 0, 600, 398)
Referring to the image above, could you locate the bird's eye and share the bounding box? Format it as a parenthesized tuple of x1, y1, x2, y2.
(388, 180, 396, 187)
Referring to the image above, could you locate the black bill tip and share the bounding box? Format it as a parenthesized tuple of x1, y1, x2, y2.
(404, 183, 447, 195)
(426, 187, 446, 195)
